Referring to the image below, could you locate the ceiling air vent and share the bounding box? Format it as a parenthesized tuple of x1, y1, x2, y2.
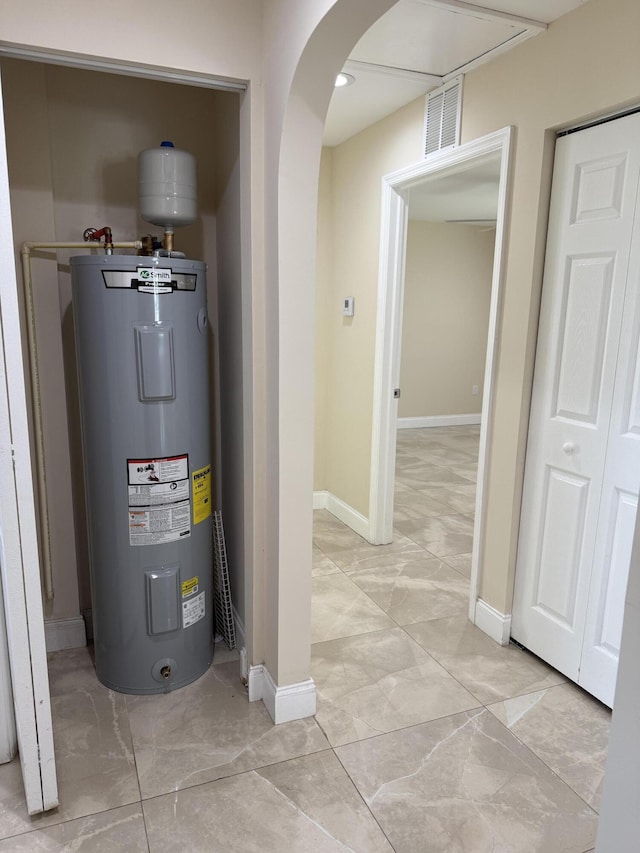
(423, 75, 463, 158)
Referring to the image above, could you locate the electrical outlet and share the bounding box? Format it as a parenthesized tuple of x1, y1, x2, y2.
(472, 385, 479, 396)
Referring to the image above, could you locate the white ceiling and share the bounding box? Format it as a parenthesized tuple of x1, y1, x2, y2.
(448, 0, 587, 25)
(323, 0, 588, 146)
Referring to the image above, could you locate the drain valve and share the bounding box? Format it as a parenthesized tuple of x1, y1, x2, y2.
(152, 657, 178, 686)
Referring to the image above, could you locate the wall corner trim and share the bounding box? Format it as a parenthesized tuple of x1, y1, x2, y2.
(232, 606, 246, 651)
(44, 617, 87, 653)
(313, 490, 329, 510)
(397, 414, 481, 429)
(312, 491, 370, 540)
(247, 663, 265, 701)
(247, 664, 317, 724)
(474, 598, 511, 646)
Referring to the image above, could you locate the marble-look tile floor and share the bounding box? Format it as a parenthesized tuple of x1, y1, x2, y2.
(0, 426, 610, 851)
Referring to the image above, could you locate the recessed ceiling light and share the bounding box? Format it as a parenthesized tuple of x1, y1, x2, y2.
(335, 72, 355, 88)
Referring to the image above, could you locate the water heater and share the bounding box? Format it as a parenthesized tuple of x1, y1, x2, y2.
(71, 144, 213, 694)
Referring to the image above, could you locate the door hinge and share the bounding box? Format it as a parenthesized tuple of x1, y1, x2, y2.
(393, 388, 401, 399)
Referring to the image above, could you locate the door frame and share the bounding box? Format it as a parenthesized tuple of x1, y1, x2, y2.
(369, 126, 513, 632)
(0, 560, 17, 765)
(0, 66, 57, 811)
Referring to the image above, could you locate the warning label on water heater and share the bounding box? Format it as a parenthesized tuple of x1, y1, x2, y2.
(183, 591, 205, 628)
(128, 455, 188, 486)
(192, 464, 211, 524)
(128, 502, 190, 546)
(127, 454, 191, 546)
(128, 480, 189, 507)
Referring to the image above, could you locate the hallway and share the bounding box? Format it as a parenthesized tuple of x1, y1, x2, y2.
(0, 427, 610, 851)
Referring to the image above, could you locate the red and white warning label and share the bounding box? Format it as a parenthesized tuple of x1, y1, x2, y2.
(127, 455, 188, 485)
(127, 454, 191, 546)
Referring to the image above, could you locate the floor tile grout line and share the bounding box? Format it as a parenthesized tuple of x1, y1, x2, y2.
(325, 704, 598, 842)
(311, 622, 411, 648)
(394, 620, 501, 704)
(335, 570, 471, 635)
(140, 802, 152, 853)
(132, 742, 333, 805)
(474, 709, 601, 816)
(329, 743, 399, 852)
(136, 737, 399, 850)
(480, 683, 606, 815)
(343, 556, 470, 581)
(395, 618, 568, 710)
(318, 704, 484, 752)
(0, 799, 145, 846)
(392, 610, 603, 814)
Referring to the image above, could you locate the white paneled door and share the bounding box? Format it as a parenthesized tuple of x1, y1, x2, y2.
(512, 112, 640, 708)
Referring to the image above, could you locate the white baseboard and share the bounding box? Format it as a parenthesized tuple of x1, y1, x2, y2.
(247, 663, 264, 701)
(44, 617, 87, 653)
(474, 598, 511, 646)
(398, 414, 482, 429)
(312, 491, 369, 540)
(313, 490, 329, 510)
(247, 663, 316, 724)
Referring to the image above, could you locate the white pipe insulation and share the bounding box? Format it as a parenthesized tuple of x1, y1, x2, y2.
(21, 241, 142, 601)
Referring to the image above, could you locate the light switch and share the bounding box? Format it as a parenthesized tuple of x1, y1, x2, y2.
(343, 296, 355, 317)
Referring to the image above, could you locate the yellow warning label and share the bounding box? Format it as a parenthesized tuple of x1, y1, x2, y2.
(182, 576, 199, 598)
(192, 464, 212, 525)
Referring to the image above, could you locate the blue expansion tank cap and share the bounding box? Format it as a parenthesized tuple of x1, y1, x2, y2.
(160, 140, 175, 147)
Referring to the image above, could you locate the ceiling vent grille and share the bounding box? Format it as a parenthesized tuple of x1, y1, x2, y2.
(423, 75, 463, 158)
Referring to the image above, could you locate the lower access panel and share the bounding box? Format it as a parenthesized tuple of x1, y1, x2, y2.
(146, 567, 180, 635)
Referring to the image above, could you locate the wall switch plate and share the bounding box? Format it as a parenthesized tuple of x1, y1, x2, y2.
(472, 385, 479, 395)
(343, 296, 355, 317)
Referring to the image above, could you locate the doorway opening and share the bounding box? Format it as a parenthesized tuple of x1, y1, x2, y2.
(370, 128, 513, 633)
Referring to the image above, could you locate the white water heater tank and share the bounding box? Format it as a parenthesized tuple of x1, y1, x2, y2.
(138, 141, 197, 230)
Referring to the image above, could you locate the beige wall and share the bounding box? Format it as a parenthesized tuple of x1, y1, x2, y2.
(459, 0, 640, 612)
(399, 221, 494, 419)
(315, 97, 424, 513)
(314, 147, 334, 490)
(2, 57, 235, 621)
(1, 0, 262, 82)
(2, 59, 76, 622)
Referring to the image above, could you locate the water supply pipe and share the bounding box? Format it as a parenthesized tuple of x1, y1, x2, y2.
(21, 238, 142, 601)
